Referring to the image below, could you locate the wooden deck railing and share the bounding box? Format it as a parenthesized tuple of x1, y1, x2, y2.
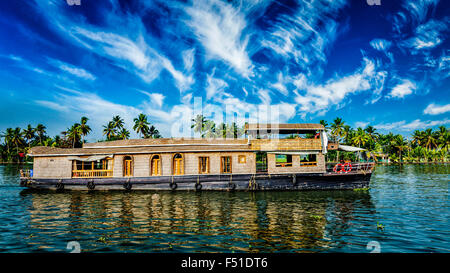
(251, 138, 322, 151)
(72, 170, 113, 178)
(326, 162, 375, 174)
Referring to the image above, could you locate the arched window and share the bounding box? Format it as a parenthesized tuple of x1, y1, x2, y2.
(173, 153, 184, 175)
(151, 154, 161, 176)
(123, 156, 133, 177)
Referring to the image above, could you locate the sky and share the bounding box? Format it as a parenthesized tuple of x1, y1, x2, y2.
(0, 0, 449, 141)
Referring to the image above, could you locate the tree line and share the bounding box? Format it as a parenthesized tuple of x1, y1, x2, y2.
(0, 113, 161, 162)
(1, 114, 448, 163)
(320, 118, 449, 163)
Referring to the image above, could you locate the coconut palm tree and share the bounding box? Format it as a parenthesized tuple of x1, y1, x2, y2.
(393, 135, 409, 163)
(10, 127, 23, 162)
(67, 123, 82, 148)
(133, 113, 150, 138)
(22, 124, 36, 148)
(331, 118, 345, 161)
(118, 128, 130, 140)
(364, 125, 379, 142)
(204, 120, 216, 138)
(103, 121, 116, 141)
(342, 125, 353, 144)
(145, 125, 161, 139)
(351, 128, 370, 148)
(422, 128, 437, 150)
(78, 117, 92, 144)
(215, 123, 227, 139)
(191, 114, 206, 137)
(35, 124, 46, 145)
(411, 130, 423, 148)
(112, 115, 125, 131)
(330, 117, 345, 143)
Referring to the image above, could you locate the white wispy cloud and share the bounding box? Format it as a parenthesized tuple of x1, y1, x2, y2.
(400, 19, 448, 52)
(387, 79, 416, 99)
(185, 0, 253, 77)
(137, 90, 166, 108)
(423, 103, 450, 115)
(48, 59, 96, 81)
(370, 39, 392, 51)
(293, 58, 380, 116)
(206, 71, 229, 101)
(261, 0, 346, 75)
(375, 118, 450, 131)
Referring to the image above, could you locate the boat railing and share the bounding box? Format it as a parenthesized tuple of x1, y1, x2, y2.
(326, 162, 375, 174)
(72, 170, 113, 178)
(20, 169, 32, 178)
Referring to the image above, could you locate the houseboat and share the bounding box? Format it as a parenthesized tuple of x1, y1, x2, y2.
(20, 123, 374, 191)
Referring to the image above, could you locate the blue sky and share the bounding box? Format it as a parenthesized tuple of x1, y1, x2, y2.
(0, 0, 449, 141)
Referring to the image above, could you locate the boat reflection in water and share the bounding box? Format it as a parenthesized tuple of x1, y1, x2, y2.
(22, 190, 375, 252)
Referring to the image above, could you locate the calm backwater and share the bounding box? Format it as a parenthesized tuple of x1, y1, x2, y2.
(0, 164, 448, 253)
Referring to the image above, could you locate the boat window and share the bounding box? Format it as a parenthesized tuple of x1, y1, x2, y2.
(275, 154, 292, 167)
(72, 158, 113, 178)
(300, 154, 317, 166)
(173, 153, 184, 175)
(198, 157, 209, 174)
(238, 155, 246, 164)
(151, 155, 161, 176)
(221, 156, 232, 174)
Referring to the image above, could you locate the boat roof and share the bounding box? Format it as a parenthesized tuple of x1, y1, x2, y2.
(28, 138, 252, 157)
(245, 123, 324, 134)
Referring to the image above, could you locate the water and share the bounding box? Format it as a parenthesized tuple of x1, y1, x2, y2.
(0, 164, 448, 253)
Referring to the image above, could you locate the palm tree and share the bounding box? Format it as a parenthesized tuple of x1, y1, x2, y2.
(215, 123, 227, 139)
(118, 128, 130, 140)
(364, 126, 379, 142)
(146, 125, 161, 139)
(191, 114, 206, 137)
(22, 124, 35, 148)
(422, 128, 437, 150)
(112, 115, 125, 131)
(411, 130, 423, 148)
(330, 118, 345, 142)
(331, 118, 345, 161)
(342, 125, 353, 144)
(35, 124, 46, 145)
(78, 117, 92, 144)
(393, 135, 409, 163)
(133, 113, 150, 138)
(67, 123, 82, 148)
(352, 128, 370, 148)
(436, 126, 448, 151)
(10, 127, 23, 162)
(319, 120, 329, 132)
(103, 121, 116, 141)
(204, 120, 216, 138)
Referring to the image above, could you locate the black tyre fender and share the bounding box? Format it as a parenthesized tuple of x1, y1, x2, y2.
(123, 181, 132, 190)
(228, 182, 236, 191)
(195, 183, 202, 191)
(170, 182, 177, 190)
(56, 181, 64, 190)
(87, 180, 95, 190)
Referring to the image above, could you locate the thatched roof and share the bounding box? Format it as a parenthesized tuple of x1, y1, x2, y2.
(29, 138, 252, 157)
(245, 123, 324, 134)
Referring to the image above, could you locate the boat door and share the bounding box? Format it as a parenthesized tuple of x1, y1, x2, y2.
(256, 152, 268, 173)
(173, 153, 184, 175)
(123, 156, 133, 176)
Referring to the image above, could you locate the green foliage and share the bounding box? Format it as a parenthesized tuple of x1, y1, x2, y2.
(321, 118, 448, 164)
